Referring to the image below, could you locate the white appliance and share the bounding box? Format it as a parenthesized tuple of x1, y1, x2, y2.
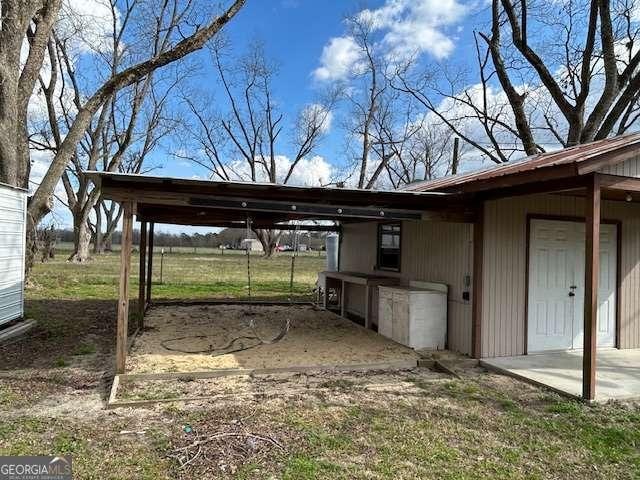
(378, 281, 447, 350)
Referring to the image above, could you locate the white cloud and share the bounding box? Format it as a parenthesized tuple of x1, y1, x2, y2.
(360, 0, 466, 59)
(314, 0, 468, 81)
(226, 155, 334, 186)
(57, 0, 117, 55)
(284, 155, 334, 186)
(313, 36, 363, 81)
(302, 103, 333, 133)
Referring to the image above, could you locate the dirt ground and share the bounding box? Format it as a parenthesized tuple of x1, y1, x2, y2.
(127, 304, 419, 374)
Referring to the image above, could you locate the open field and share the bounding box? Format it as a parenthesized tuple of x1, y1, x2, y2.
(30, 247, 325, 301)
(0, 251, 639, 479)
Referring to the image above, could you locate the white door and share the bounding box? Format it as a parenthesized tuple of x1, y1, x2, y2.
(573, 224, 617, 348)
(527, 219, 617, 352)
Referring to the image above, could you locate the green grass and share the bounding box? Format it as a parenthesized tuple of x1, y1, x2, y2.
(0, 417, 171, 479)
(54, 357, 68, 368)
(29, 249, 325, 301)
(73, 343, 96, 355)
(266, 380, 640, 480)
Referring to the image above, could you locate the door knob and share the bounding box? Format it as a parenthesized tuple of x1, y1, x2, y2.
(569, 291, 576, 297)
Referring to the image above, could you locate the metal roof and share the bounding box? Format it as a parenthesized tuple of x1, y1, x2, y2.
(404, 132, 640, 193)
(85, 171, 474, 227)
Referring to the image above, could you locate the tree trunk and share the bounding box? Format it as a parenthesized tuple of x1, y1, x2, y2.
(93, 204, 104, 254)
(24, 214, 39, 279)
(105, 234, 113, 252)
(20, 0, 246, 276)
(68, 218, 92, 262)
(254, 229, 280, 258)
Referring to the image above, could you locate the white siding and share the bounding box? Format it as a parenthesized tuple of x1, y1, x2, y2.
(600, 155, 640, 177)
(481, 194, 640, 357)
(0, 184, 27, 326)
(340, 220, 473, 355)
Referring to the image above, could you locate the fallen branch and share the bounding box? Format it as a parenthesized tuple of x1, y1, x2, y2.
(167, 430, 285, 470)
(174, 431, 285, 452)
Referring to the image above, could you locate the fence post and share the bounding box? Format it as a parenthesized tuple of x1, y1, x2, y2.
(160, 248, 164, 285)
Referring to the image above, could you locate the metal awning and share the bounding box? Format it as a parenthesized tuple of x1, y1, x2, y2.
(85, 172, 476, 227)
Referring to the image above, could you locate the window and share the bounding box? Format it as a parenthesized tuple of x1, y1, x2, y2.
(377, 223, 401, 271)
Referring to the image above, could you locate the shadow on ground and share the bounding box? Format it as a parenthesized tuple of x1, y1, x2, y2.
(0, 299, 120, 371)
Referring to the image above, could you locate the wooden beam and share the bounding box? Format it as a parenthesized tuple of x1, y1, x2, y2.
(101, 187, 428, 221)
(583, 175, 601, 401)
(471, 203, 484, 359)
(146, 222, 155, 309)
(116, 202, 134, 374)
(477, 175, 587, 201)
(577, 143, 640, 175)
(138, 221, 147, 325)
(598, 173, 640, 192)
(450, 164, 578, 195)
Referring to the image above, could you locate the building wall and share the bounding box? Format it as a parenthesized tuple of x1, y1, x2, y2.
(600, 155, 640, 177)
(481, 193, 640, 357)
(0, 184, 27, 326)
(340, 220, 474, 355)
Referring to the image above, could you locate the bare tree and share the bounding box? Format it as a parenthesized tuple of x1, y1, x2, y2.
(395, 0, 640, 163)
(338, 14, 389, 189)
(34, 0, 184, 262)
(0, 0, 246, 272)
(338, 14, 456, 189)
(180, 42, 336, 256)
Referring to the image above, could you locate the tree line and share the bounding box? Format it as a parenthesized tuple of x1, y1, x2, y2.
(49, 227, 327, 251)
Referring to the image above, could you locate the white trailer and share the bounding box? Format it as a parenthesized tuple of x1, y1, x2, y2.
(0, 183, 27, 326)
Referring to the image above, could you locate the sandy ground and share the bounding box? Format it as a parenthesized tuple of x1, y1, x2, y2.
(127, 304, 419, 374)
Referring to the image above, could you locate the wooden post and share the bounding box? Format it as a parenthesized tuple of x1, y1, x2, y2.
(146, 222, 155, 308)
(116, 202, 134, 374)
(364, 285, 371, 329)
(471, 203, 484, 359)
(583, 175, 601, 401)
(138, 221, 148, 324)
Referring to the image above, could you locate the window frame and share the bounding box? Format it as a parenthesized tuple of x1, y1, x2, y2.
(376, 222, 402, 272)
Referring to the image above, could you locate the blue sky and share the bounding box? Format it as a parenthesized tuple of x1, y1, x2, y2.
(153, 0, 490, 184)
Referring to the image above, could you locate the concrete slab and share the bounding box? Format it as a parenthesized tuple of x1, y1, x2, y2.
(481, 349, 640, 401)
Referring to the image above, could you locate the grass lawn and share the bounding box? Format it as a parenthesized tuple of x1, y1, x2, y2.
(0, 249, 639, 479)
(29, 247, 326, 301)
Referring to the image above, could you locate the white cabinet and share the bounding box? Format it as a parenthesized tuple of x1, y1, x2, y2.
(378, 285, 447, 350)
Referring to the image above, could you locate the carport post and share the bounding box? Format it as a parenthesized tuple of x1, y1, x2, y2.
(116, 201, 134, 374)
(583, 175, 601, 401)
(146, 222, 155, 308)
(471, 202, 484, 360)
(138, 221, 148, 324)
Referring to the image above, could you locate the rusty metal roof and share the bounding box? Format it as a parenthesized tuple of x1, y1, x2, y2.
(404, 132, 640, 193)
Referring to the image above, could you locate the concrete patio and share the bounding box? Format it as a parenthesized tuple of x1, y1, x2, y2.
(481, 349, 640, 402)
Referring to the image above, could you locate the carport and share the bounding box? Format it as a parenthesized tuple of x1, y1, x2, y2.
(85, 171, 472, 377)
